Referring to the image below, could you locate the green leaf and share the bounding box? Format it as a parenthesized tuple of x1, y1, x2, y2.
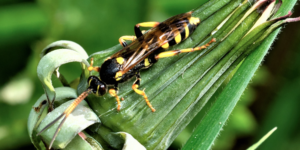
(37, 49, 89, 106)
(40, 40, 88, 59)
(34, 0, 298, 149)
(182, 0, 298, 149)
(28, 87, 78, 149)
(106, 132, 146, 150)
(64, 133, 104, 150)
(36, 100, 100, 149)
(247, 127, 277, 150)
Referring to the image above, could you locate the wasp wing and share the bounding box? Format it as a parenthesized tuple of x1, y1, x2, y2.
(121, 30, 171, 74)
(113, 12, 192, 75)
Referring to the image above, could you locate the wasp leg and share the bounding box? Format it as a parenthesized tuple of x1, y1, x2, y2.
(132, 73, 156, 112)
(119, 29, 148, 47)
(108, 87, 122, 111)
(119, 22, 159, 47)
(155, 38, 216, 59)
(119, 36, 137, 47)
(88, 58, 100, 72)
(135, 22, 160, 38)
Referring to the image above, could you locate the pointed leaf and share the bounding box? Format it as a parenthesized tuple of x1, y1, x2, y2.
(182, 0, 298, 149)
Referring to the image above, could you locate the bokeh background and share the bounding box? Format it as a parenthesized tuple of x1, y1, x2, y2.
(0, 0, 299, 149)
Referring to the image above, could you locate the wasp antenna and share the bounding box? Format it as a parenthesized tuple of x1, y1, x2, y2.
(37, 89, 92, 149)
(63, 89, 92, 116)
(37, 113, 65, 136)
(48, 116, 68, 149)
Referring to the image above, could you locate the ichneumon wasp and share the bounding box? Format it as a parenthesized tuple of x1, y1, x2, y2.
(37, 11, 216, 149)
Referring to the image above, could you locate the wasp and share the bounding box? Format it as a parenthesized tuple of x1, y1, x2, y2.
(38, 11, 216, 149)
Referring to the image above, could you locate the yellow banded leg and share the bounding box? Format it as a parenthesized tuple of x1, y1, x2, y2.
(109, 88, 122, 111)
(119, 35, 137, 47)
(131, 74, 156, 112)
(135, 22, 160, 38)
(136, 22, 160, 28)
(155, 38, 216, 59)
(88, 58, 100, 72)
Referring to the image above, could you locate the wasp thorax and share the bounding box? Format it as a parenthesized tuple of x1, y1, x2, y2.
(99, 58, 123, 85)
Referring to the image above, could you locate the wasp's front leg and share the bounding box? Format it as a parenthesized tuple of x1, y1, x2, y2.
(108, 86, 123, 111)
(88, 58, 100, 72)
(132, 72, 156, 112)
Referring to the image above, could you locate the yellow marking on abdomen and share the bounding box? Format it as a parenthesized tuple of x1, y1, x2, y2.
(189, 17, 200, 25)
(162, 42, 169, 49)
(144, 58, 150, 67)
(116, 57, 125, 65)
(175, 32, 181, 44)
(185, 25, 189, 38)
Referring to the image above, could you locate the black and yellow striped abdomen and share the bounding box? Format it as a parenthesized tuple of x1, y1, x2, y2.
(145, 11, 200, 50)
(163, 21, 199, 49)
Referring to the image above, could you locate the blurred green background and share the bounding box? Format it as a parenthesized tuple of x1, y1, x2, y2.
(0, 0, 299, 149)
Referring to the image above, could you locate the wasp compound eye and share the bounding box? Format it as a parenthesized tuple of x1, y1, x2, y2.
(87, 76, 107, 95)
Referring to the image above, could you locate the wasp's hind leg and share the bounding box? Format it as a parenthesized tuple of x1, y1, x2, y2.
(119, 22, 159, 47)
(132, 72, 156, 112)
(155, 38, 216, 59)
(118, 30, 147, 47)
(119, 36, 137, 47)
(135, 22, 160, 38)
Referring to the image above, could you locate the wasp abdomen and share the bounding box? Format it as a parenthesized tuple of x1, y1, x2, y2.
(160, 14, 200, 49)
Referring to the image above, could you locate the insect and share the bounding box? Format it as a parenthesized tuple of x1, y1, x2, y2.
(37, 11, 216, 149)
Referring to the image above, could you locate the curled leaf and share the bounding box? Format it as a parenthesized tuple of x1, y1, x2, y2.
(107, 132, 146, 150)
(64, 133, 104, 150)
(28, 87, 78, 149)
(37, 49, 89, 108)
(41, 40, 88, 59)
(37, 100, 100, 149)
